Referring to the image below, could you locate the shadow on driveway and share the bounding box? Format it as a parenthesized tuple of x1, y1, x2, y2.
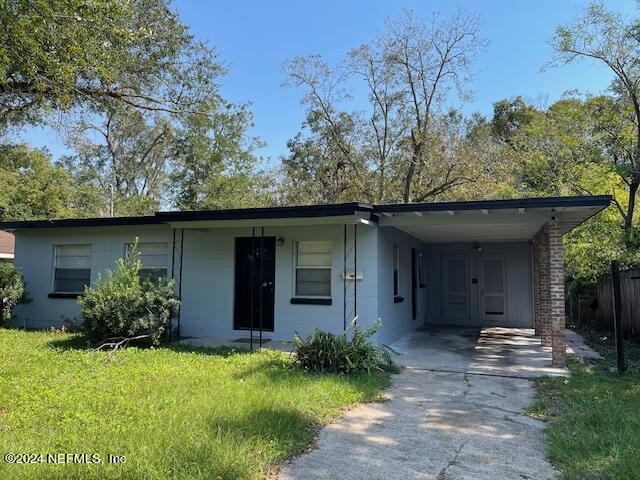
(279, 326, 562, 480)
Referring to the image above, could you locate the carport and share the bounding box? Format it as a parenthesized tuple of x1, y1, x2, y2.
(374, 195, 611, 366)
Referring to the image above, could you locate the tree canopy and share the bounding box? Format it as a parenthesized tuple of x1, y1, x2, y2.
(282, 9, 488, 204)
(1, 1, 639, 289)
(0, 0, 222, 125)
(1, 0, 264, 217)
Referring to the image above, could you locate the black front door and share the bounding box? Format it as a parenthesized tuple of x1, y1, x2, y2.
(233, 236, 276, 331)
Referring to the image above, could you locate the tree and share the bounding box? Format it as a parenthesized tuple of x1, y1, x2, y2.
(61, 106, 172, 216)
(551, 2, 640, 238)
(283, 8, 486, 203)
(0, 0, 265, 215)
(0, 143, 99, 220)
(488, 94, 635, 283)
(0, 0, 222, 127)
(378, 9, 486, 202)
(282, 56, 369, 203)
(168, 103, 272, 210)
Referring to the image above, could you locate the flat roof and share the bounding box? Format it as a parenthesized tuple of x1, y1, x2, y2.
(0, 215, 162, 230)
(157, 202, 373, 222)
(375, 195, 612, 242)
(373, 195, 612, 214)
(0, 195, 611, 232)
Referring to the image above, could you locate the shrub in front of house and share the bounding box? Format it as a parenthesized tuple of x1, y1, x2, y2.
(78, 243, 180, 344)
(294, 319, 398, 374)
(0, 263, 26, 326)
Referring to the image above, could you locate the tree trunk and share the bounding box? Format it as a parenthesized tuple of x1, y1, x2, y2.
(625, 173, 639, 238)
(404, 143, 421, 203)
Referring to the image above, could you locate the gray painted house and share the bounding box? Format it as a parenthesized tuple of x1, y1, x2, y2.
(0, 196, 610, 365)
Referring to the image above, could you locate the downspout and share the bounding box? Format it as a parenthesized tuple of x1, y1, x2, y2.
(250, 227, 255, 351)
(169, 228, 176, 340)
(259, 227, 264, 348)
(343, 224, 347, 330)
(354, 223, 358, 323)
(177, 228, 184, 337)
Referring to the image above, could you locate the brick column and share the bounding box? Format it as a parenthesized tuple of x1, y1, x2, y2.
(533, 227, 552, 347)
(548, 225, 567, 367)
(532, 223, 567, 366)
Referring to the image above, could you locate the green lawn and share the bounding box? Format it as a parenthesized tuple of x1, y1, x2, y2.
(0, 329, 389, 480)
(528, 334, 640, 480)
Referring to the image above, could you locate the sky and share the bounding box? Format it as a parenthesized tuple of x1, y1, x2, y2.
(13, 0, 639, 164)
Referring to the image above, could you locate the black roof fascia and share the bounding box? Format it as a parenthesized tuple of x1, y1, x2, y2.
(0, 215, 162, 230)
(0, 202, 374, 230)
(156, 202, 373, 222)
(0, 196, 612, 230)
(373, 195, 612, 214)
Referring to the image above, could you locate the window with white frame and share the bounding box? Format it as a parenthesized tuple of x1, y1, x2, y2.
(393, 245, 400, 297)
(53, 244, 92, 293)
(126, 242, 169, 281)
(294, 240, 332, 297)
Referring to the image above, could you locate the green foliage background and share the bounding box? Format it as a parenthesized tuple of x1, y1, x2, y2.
(1, 1, 639, 292)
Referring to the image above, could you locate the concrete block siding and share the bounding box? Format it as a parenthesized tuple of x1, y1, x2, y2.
(178, 224, 379, 341)
(376, 227, 429, 343)
(11, 220, 567, 364)
(12, 223, 383, 342)
(13, 225, 172, 328)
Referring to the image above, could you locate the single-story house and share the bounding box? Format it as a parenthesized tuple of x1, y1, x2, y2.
(0, 230, 14, 262)
(0, 195, 611, 366)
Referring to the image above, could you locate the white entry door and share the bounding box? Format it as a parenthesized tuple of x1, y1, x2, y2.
(442, 256, 470, 323)
(479, 256, 507, 322)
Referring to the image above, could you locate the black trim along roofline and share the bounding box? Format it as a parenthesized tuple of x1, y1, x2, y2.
(0, 196, 612, 230)
(0, 215, 162, 230)
(373, 195, 612, 213)
(157, 202, 373, 222)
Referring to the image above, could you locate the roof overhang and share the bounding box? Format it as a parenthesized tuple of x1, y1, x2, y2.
(0, 196, 610, 239)
(0, 203, 376, 231)
(374, 195, 611, 243)
(0, 216, 161, 231)
(165, 214, 374, 229)
(157, 203, 375, 229)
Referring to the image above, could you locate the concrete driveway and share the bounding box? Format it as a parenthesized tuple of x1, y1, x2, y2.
(279, 326, 566, 480)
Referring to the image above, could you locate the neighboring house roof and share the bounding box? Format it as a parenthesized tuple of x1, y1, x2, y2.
(0, 196, 612, 240)
(0, 230, 15, 259)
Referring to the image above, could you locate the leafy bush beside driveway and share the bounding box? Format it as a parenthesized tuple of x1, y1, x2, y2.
(78, 242, 179, 343)
(294, 319, 398, 374)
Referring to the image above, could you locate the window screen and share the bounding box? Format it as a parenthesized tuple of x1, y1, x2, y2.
(295, 241, 331, 297)
(127, 242, 168, 281)
(53, 245, 91, 293)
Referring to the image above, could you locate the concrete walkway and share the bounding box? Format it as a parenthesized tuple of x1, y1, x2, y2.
(279, 326, 566, 480)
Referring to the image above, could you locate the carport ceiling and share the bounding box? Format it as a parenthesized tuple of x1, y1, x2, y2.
(374, 196, 611, 243)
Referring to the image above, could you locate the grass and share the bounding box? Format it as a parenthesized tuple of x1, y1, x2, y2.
(0, 329, 389, 480)
(528, 331, 640, 480)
